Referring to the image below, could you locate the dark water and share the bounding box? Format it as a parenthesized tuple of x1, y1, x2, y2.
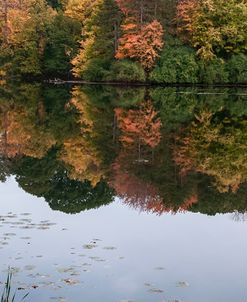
(0, 83, 247, 302)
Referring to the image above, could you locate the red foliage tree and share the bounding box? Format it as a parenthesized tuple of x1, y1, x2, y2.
(110, 151, 198, 215)
(176, 0, 198, 42)
(115, 100, 162, 150)
(116, 20, 164, 70)
(115, 0, 164, 70)
(110, 151, 168, 215)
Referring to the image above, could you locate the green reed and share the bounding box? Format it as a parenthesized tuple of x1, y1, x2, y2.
(1, 269, 28, 302)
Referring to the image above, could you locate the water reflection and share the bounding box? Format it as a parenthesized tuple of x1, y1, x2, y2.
(0, 83, 246, 215)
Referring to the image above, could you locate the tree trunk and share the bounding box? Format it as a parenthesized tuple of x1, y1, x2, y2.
(154, 1, 157, 18)
(2, 0, 8, 44)
(114, 21, 118, 52)
(140, 0, 143, 27)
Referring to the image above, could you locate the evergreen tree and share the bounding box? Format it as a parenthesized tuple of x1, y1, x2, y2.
(71, 0, 121, 80)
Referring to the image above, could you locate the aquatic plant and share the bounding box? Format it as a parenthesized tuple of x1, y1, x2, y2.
(1, 269, 28, 302)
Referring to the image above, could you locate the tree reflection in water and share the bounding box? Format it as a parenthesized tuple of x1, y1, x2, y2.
(0, 83, 246, 215)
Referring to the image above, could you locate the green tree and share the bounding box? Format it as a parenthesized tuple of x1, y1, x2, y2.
(12, 150, 114, 214)
(71, 0, 121, 80)
(44, 12, 81, 76)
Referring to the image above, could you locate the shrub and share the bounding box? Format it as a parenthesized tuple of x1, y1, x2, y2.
(80, 58, 112, 82)
(226, 54, 247, 83)
(198, 59, 229, 84)
(105, 60, 146, 82)
(150, 43, 199, 84)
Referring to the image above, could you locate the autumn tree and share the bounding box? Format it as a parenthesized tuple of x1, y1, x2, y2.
(0, 100, 56, 159)
(116, 0, 164, 70)
(115, 100, 161, 149)
(115, 100, 162, 165)
(174, 110, 247, 193)
(176, 0, 197, 43)
(116, 0, 164, 25)
(0, 0, 9, 45)
(176, 0, 247, 60)
(110, 151, 166, 215)
(0, 0, 55, 76)
(109, 134, 198, 215)
(116, 20, 164, 70)
(0, 0, 23, 45)
(58, 87, 113, 185)
(65, 0, 99, 23)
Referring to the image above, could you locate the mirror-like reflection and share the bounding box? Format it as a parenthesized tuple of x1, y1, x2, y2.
(0, 83, 247, 215)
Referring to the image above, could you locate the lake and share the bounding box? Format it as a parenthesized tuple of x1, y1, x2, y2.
(0, 83, 247, 302)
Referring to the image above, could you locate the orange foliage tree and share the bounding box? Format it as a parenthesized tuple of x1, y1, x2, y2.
(110, 100, 167, 213)
(116, 0, 163, 24)
(110, 151, 198, 215)
(110, 150, 167, 215)
(176, 0, 198, 43)
(116, 20, 164, 70)
(115, 100, 162, 150)
(115, 0, 164, 70)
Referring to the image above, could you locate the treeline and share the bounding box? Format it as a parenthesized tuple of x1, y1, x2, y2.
(0, 0, 247, 83)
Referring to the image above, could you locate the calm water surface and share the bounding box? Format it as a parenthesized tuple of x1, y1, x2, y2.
(0, 84, 247, 302)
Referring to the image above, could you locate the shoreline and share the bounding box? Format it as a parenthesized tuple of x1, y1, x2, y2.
(43, 79, 247, 88)
(2, 78, 247, 88)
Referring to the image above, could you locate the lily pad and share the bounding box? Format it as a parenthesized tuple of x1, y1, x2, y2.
(148, 288, 164, 293)
(176, 281, 189, 288)
(83, 244, 97, 249)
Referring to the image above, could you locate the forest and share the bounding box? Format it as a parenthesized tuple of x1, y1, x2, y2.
(0, 0, 247, 84)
